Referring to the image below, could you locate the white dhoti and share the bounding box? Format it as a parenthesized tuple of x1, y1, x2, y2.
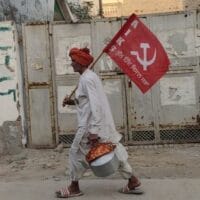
(68, 127, 133, 181)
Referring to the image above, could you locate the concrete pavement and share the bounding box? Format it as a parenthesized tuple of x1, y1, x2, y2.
(0, 178, 199, 200)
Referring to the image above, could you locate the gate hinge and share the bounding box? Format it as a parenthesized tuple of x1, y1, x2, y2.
(48, 23, 53, 36)
(128, 80, 132, 88)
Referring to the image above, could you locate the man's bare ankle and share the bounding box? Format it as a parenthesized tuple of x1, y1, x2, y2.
(69, 181, 81, 193)
(128, 176, 141, 189)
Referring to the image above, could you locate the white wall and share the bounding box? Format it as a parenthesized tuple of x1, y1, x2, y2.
(0, 0, 55, 23)
(0, 21, 20, 125)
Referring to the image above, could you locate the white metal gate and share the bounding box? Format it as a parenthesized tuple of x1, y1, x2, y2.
(23, 23, 56, 148)
(127, 11, 200, 144)
(23, 11, 200, 147)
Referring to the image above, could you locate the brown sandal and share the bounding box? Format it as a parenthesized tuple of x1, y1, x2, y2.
(55, 188, 84, 198)
(118, 185, 144, 195)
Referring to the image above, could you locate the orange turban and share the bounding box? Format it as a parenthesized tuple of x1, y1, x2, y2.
(69, 47, 94, 66)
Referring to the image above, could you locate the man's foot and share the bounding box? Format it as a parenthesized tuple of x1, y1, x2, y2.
(118, 185, 144, 195)
(128, 175, 141, 189)
(55, 181, 83, 198)
(55, 187, 83, 198)
(118, 175, 144, 195)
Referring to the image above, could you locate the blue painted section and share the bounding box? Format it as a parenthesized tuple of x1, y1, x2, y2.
(0, 27, 11, 31)
(0, 46, 12, 51)
(5, 55, 10, 66)
(0, 89, 16, 102)
(0, 76, 12, 82)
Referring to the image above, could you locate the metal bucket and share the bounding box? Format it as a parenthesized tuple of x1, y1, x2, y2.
(90, 151, 119, 177)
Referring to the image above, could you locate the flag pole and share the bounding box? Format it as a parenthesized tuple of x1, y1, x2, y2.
(67, 51, 104, 100)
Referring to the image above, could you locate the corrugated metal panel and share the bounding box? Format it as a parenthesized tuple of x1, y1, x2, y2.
(159, 74, 198, 126)
(90, 20, 121, 72)
(56, 77, 78, 135)
(23, 23, 55, 148)
(101, 75, 126, 131)
(24, 25, 51, 83)
(150, 11, 197, 68)
(153, 11, 199, 130)
(128, 83, 155, 128)
(53, 23, 92, 75)
(29, 88, 53, 147)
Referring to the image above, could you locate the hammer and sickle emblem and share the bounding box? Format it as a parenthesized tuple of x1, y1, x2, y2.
(130, 43, 157, 71)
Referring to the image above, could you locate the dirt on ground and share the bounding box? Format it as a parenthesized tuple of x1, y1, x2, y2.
(0, 143, 200, 182)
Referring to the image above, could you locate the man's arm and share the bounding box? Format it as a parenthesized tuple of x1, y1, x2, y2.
(84, 78, 103, 133)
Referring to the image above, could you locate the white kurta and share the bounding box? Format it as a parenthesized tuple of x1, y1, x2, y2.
(69, 69, 132, 181)
(75, 69, 122, 143)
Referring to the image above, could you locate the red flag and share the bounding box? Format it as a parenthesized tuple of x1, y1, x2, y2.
(103, 14, 170, 93)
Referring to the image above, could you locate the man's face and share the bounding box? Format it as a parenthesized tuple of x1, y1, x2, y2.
(71, 60, 81, 72)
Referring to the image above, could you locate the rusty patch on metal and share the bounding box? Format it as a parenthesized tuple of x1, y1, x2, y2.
(197, 115, 200, 125)
(150, 121, 154, 126)
(28, 82, 49, 88)
(159, 123, 174, 129)
(159, 124, 200, 129)
(25, 21, 49, 26)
